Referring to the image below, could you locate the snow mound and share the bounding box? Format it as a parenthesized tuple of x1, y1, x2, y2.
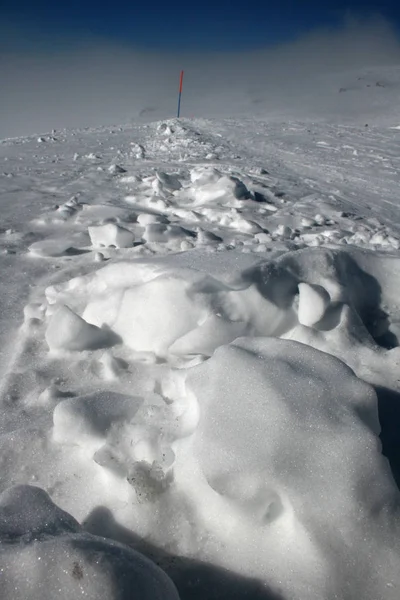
(0, 485, 179, 600)
(0, 485, 80, 540)
(142, 223, 194, 244)
(184, 170, 251, 206)
(44, 246, 400, 359)
(29, 239, 78, 257)
(88, 223, 134, 248)
(137, 213, 169, 226)
(47, 260, 298, 357)
(6, 115, 400, 600)
(45, 304, 117, 352)
(177, 337, 399, 599)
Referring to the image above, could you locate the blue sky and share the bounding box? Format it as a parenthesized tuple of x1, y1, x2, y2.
(2, 0, 400, 52)
(2, 1, 400, 137)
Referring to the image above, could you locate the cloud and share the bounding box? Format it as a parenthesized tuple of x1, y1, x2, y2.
(1, 13, 400, 137)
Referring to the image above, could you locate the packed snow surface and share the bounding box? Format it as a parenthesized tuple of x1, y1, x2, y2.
(1, 115, 400, 599)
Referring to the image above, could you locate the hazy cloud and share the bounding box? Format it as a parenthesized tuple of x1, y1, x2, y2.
(1, 13, 400, 138)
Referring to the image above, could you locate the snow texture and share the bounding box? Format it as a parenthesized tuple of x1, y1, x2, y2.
(1, 110, 400, 600)
(0, 485, 179, 600)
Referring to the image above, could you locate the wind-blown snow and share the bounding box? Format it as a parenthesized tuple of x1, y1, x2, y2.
(1, 112, 400, 599)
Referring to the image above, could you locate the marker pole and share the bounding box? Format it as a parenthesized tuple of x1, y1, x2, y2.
(177, 70, 184, 118)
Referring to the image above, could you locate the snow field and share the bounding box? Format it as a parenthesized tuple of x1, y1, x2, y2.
(1, 118, 400, 599)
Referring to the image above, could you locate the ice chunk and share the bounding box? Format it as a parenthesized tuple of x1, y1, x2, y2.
(190, 167, 222, 185)
(45, 305, 116, 352)
(190, 174, 250, 205)
(88, 223, 134, 248)
(297, 282, 330, 327)
(137, 213, 169, 226)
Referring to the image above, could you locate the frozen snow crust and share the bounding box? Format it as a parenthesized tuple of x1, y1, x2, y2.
(2, 117, 400, 599)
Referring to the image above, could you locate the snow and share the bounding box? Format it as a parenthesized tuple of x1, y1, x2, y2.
(297, 282, 330, 326)
(88, 223, 135, 248)
(45, 304, 117, 352)
(0, 485, 179, 600)
(2, 103, 400, 599)
(178, 337, 397, 599)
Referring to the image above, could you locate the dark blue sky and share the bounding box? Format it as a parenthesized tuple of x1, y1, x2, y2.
(2, 0, 400, 52)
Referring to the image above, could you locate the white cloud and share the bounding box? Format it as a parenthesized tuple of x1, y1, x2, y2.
(1, 14, 400, 137)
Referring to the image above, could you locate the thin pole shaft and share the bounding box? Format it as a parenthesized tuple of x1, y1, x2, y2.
(177, 70, 184, 118)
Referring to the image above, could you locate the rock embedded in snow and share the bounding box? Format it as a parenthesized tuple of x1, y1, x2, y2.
(88, 223, 134, 248)
(0, 485, 179, 600)
(297, 282, 330, 326)
(45, 305, 115, 352)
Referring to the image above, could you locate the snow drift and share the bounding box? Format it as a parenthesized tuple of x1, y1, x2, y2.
(2, 115, 400, 600)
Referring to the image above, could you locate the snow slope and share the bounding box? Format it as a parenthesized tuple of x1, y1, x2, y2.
(1, 115, 400, 599)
